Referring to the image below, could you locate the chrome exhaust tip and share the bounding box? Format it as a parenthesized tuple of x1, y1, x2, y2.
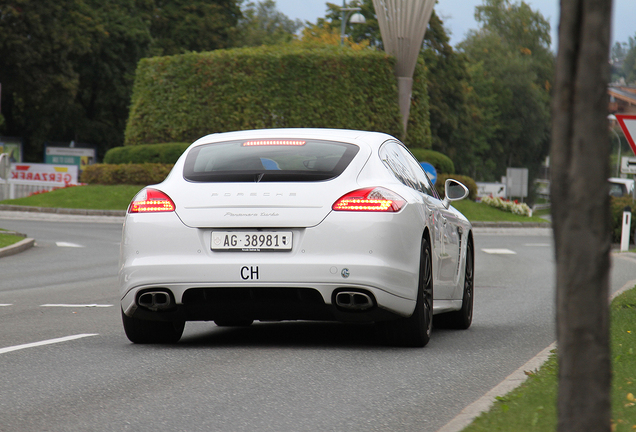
(335, 291, 374, 311)
(138, 291, 173, 311)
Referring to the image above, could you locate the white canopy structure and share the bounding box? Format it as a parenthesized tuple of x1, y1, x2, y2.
(372, 0, 435, 134)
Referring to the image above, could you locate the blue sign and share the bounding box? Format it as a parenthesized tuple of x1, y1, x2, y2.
(420, 162, 437, 184)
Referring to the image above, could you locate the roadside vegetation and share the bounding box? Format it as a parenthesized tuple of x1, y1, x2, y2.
(0, 229, 24, 248)
(462, 287, 636, 432)
(0, 185, 142, 211)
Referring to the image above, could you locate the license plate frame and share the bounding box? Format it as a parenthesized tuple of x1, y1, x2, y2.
(211, 231, 293, 252)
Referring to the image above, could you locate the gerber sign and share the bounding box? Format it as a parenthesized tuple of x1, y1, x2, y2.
(10, 163, 78, 185)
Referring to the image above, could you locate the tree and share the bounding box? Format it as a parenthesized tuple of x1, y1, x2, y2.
(233, 0, 302, 47)
(457, 0, 553, 182)
(550, 0, 613, 430)
(148, 0, 241, 56)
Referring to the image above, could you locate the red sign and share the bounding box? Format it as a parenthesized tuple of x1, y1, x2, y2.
(615, 114, 636, 156)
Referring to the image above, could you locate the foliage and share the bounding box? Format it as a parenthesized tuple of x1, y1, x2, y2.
(408, 148, 455, 174)
(297, 22, 370, 50)
(481, 195, 532, 216)
(317, 0, 381, 47)
(457, 0, 553, 182)
(621, 36, 636, 83)
(104, 143, 190, 164)
(0, 0, 242, 162)
(148, 0, 240, 56)
(610, 197, 636, 244)
(233, 0, 302, 47)
(124, 44, 430, 147)
(80, 163, 172, 185)
(435, 174, 478, 201)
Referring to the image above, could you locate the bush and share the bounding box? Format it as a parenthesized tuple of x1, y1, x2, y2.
(104, 142, 190, 164)
(124, 44, 430, 148)
(610, 196, 636, 244)
(435, 173, 478, 201)
(408, 148, 454, 174)
(80, 163, 173, 185)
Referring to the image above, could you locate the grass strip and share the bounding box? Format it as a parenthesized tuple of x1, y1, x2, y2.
(453, 199, 549, 224)
(0, 232, 25, 249)
(462, 287, 636, 432)
(0, 184, 143, 210)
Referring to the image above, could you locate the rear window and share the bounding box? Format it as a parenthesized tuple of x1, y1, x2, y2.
(183, 139, 359, 182)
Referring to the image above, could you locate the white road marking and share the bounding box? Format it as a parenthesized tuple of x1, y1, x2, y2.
(40, 304, 113, 308)
(0, 334, 98, 355)
(56, 242, 84, 248)
(0, 304, 12, 307)
(481, 248, 516, 254)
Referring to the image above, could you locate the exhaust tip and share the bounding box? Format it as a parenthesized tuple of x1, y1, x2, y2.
(335, 291, 374, 311)
(138, 291, 174, 311)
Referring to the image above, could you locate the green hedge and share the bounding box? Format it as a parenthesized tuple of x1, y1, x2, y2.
(104, 142, 189, 164)
(80, 163, 173, 185)
(611, 197, 636, 244)
(435, 173, 478, 201)
(124, 44, 430, 148)
(408, 148, 454, 174)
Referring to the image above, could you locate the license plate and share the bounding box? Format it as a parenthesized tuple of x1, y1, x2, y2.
(211, 231, 292, 251)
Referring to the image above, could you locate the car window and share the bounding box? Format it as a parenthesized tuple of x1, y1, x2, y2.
(379, 141, 438, 198)
(183, 139, 359, 182)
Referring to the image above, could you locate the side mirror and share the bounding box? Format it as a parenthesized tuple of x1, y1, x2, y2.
(443, 178, 469, 209)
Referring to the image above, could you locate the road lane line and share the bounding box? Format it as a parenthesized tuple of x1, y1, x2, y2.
(40, 304, 113, 308)
(55, 242, 84, 248)
(0, 334, 98, 355)
(0, 304, 12, 307)
(481, 248, 516, 254)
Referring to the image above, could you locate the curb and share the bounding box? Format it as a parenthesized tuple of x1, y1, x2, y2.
(0, 236, 35, 258)
(0, 204, 126, 217)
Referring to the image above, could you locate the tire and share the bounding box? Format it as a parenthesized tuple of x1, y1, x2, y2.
(121, 309, 185, 344)
(386, 236, 433, 347)
(434, 238, 474, 330)
(214, 319, 254, 327)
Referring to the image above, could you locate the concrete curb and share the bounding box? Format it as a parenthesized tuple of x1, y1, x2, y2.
(0, 204, 126, 217)
(0, 236, 35, 258)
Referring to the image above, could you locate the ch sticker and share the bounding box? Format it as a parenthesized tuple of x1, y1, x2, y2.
(241, 266, 259, 280)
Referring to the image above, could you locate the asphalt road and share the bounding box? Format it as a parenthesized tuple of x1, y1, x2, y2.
(1, 215, 635, 432)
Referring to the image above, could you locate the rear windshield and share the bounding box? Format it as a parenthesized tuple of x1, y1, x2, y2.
(183, 139, 360, 182)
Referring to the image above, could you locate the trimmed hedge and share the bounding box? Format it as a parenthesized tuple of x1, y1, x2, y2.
(435, 173, 478, 201)
(104, 142, 190, 164)
(408, 148, 454, 174)
(124, 44, 430, 148)
(80, 163, 172, 185)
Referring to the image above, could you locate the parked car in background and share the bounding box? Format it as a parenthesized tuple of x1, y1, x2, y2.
(120, 129, 474, 347)
(609, 177, 635, 197)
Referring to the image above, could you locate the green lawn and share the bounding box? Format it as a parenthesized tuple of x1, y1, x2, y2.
(452, 199, 549, 224)
(0, 184, 143, 210)
(463, 287, 636, 432)
(0, 231, 25, 248)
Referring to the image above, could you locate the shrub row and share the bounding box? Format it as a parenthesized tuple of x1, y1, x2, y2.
(611, 196, 636, 244)
(104, 142, 190, 164)
(80, 163, 172, 185)
(408, 148, 454, 174)
(124, 44, 431, 148)
(435, 174, 478, 201)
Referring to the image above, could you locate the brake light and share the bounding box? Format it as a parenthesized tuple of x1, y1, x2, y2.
(128, 189, 176, 213)
(242, 140, 306, 146)
(332, 187, 406, 212)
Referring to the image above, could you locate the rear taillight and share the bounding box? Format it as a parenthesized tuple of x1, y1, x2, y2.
(332, 187, 406, 212)
(128, 189, 175, 213)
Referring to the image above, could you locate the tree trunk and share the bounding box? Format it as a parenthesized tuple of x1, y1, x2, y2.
(550, 1, 613, 431)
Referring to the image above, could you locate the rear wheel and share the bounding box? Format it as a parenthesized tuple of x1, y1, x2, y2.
(434, 238, 474, 329)
(386, 236, 433, 347)
(121, 310, 185, 344)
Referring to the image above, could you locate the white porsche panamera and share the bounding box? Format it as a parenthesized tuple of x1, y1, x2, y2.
(120, 129, 474, 347)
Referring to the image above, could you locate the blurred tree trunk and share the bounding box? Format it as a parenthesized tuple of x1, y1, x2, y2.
(550, 1, 613, 431)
